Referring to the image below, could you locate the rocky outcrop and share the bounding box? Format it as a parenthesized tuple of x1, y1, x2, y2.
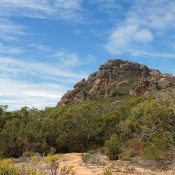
(58, 59, 175, 105)
(150, 69, 161, 77)
(130, 79, 152, 96)
(99, 59, 150, 78)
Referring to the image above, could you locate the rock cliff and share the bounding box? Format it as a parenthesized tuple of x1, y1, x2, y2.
(59, 59, 175, 105)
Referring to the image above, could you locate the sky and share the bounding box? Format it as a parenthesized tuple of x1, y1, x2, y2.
(1, 0, 175, 110)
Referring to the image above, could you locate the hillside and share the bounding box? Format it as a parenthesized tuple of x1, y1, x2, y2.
(59, 59, 175, 105)
(0, 59, 175, 174)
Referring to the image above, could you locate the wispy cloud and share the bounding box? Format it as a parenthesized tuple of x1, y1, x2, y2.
(29, 43, 52, 52)
(0, 54, 88, 110)
(0, 42, 23, 55)
(0, 0, 83, 21)
(92, 0, 121, 11)
(106, 25, 153, 54)
(0, 57, 86, 82)
(56, 50, 81, 67)
(0, 1, 87, 110)
(105, 0, 175, 56)
(0, 77, 68, 110)
(0, 18, 26, 41)
(130, 49, 175, 58)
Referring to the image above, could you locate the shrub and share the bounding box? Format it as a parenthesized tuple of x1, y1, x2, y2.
(60, 165, 75, 175)
(81, 151, 103, 165)
(113, 88, 129, 96)
(44, 154, 60, 175)
(28, 169, 44, 175)
(101, 166, 112, 175)
(142, 137, 173, 169)
(121, 139, 144, 160)
(19, 154, 44, 175)
(104, 134, 122, 160)
(0, 159, 20, 175)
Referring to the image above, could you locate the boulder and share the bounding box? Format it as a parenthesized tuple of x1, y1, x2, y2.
(116, 81, 129, 88)
(130, 80, 150, 95)
(74, 79, 86, 90)
(150, 69, 161, 77)
(158, 78, 172, 89)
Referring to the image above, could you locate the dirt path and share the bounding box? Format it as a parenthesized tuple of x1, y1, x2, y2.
(15, 153, 175, 175)
(59, 153, 104, 175)
(59, 153, 175, 175)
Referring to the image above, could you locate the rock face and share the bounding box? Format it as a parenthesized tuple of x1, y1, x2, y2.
(59, 59, 175, 105)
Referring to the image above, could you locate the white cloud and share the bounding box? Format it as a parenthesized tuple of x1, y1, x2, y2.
(0, 0, 83, 21)
(55, 0, 82, 10)
(92, 0, 121, 10)
(29, 43, 51, 52)
(129, 0, 175, 30)
(0, 0, 87, 110)
(0, 42, 23, 54)
(130, 49, 175, 58)
(105, 0, 175, 55)
(56, 50, 80, 67)
(0, 77, 68, 110)
(0, 18, 25, 40)
(134, 29, 153, 43)
(106, 25, 153, 54)
(0, 57, 86, 82)
(0, 54, 89, 110)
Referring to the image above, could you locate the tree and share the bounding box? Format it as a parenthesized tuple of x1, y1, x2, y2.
(104, 134, 122, 160)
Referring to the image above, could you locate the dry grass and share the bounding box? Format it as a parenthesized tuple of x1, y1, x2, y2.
(14, 153, 175, 175)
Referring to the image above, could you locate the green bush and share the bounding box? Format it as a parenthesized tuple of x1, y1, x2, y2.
(121, 139, 144, 160)
(142, 137, 173, 169)
(81, 151, 102, 165)
(104, 134, 122, 160)
(0, 95, 175, 168)
(28, 169, 44, 175)
(0, 159, 20, 175)
(101, 167, 112, 175)
(60, 165, 75, 175)
(113, 88, 129, 96)
(44, 154, 60, 175)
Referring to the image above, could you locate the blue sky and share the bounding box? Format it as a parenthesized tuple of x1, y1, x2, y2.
(0, 0, 175, 110)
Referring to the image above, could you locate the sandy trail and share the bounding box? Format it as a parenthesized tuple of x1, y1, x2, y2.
(59, 153, 104, 175)
(15, 153, 175, 175)
(59, 153, 175, 175)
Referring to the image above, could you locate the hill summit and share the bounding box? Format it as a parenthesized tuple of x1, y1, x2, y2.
(59, 59, 175, 105)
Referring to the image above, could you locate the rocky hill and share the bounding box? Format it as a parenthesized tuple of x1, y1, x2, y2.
(1, 59, 175, 172)
(59, 59, 175, 105)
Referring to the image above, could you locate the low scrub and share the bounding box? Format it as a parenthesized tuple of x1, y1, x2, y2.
(121, 139, 144, 160)
(81, 151, 103, 165)
(142, 137, 174, 169)
(44, 154, 60, 175)
(0, 159, 19, 175)
(101, 167, 112, 175)
(104, 134, 122, 160)
(60, 165, 75, 175)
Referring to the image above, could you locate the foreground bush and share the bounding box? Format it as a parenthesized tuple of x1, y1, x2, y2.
(81, 151, 103, 165)
(60, 165, 75, 175)
(44, 154, 60, 175)
(104, 134, 122, 160)
(121, 139, 144, 160)
(0, 97, 175, 170)
(101, 167, 112, 175)
(0, 159, 19, 175)
(28, 169, 44, 175)
(142, 137, 174, 169)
